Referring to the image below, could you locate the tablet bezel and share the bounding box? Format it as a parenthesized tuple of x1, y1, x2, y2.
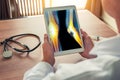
(44, 5, 84, 56)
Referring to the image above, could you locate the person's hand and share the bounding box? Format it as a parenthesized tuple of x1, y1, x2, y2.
(42, 34, 55, 66)
(80, 30, 97, 59)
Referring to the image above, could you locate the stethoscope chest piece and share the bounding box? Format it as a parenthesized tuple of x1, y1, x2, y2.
(2, 51, 13, 59)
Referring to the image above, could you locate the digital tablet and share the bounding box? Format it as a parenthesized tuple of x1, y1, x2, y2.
(44, 5, 84, 56)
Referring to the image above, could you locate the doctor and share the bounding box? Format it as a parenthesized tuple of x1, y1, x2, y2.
(23, 0, 120, 80)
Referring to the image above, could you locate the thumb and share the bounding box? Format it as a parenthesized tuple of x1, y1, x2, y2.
(44, 34, 49, 42)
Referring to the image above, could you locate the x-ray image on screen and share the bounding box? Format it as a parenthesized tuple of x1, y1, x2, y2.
(45, 9, 83, 53)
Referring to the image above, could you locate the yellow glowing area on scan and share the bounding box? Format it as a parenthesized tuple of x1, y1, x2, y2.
(67, 10, 82, 46)
(48, 12, 59, 51)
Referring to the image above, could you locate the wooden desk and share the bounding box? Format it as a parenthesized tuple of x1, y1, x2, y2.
(0, 10, 117, 80)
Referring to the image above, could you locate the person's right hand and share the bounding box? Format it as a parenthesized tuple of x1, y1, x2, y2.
(80, 30, 97, 59)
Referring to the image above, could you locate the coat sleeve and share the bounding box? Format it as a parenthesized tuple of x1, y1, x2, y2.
(23, 62, 54, 80)
(23, 56, 120, 80)
(90, 35, 120, 56)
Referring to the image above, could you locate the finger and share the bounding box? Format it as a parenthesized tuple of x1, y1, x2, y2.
(80, 29, 87, 36)
(82, 31, 88, 39)
(80, 29, 84, 33)
(44, 34, 48, 42)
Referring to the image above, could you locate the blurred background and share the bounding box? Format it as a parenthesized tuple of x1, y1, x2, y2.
(0, 0, 117, 32)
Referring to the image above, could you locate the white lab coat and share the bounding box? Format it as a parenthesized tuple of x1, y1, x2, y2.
(23, 35, 120, 80)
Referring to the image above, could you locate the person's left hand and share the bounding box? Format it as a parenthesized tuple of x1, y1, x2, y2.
(42, 34, 55, 66)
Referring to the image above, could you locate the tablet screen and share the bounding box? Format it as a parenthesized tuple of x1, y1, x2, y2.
(44, 6, 84, 56)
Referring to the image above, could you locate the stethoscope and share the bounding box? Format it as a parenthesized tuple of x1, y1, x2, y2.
(0, 33, 41, 59)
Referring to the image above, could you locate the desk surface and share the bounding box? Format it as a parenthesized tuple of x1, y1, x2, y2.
(0, 10, 117, 80)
